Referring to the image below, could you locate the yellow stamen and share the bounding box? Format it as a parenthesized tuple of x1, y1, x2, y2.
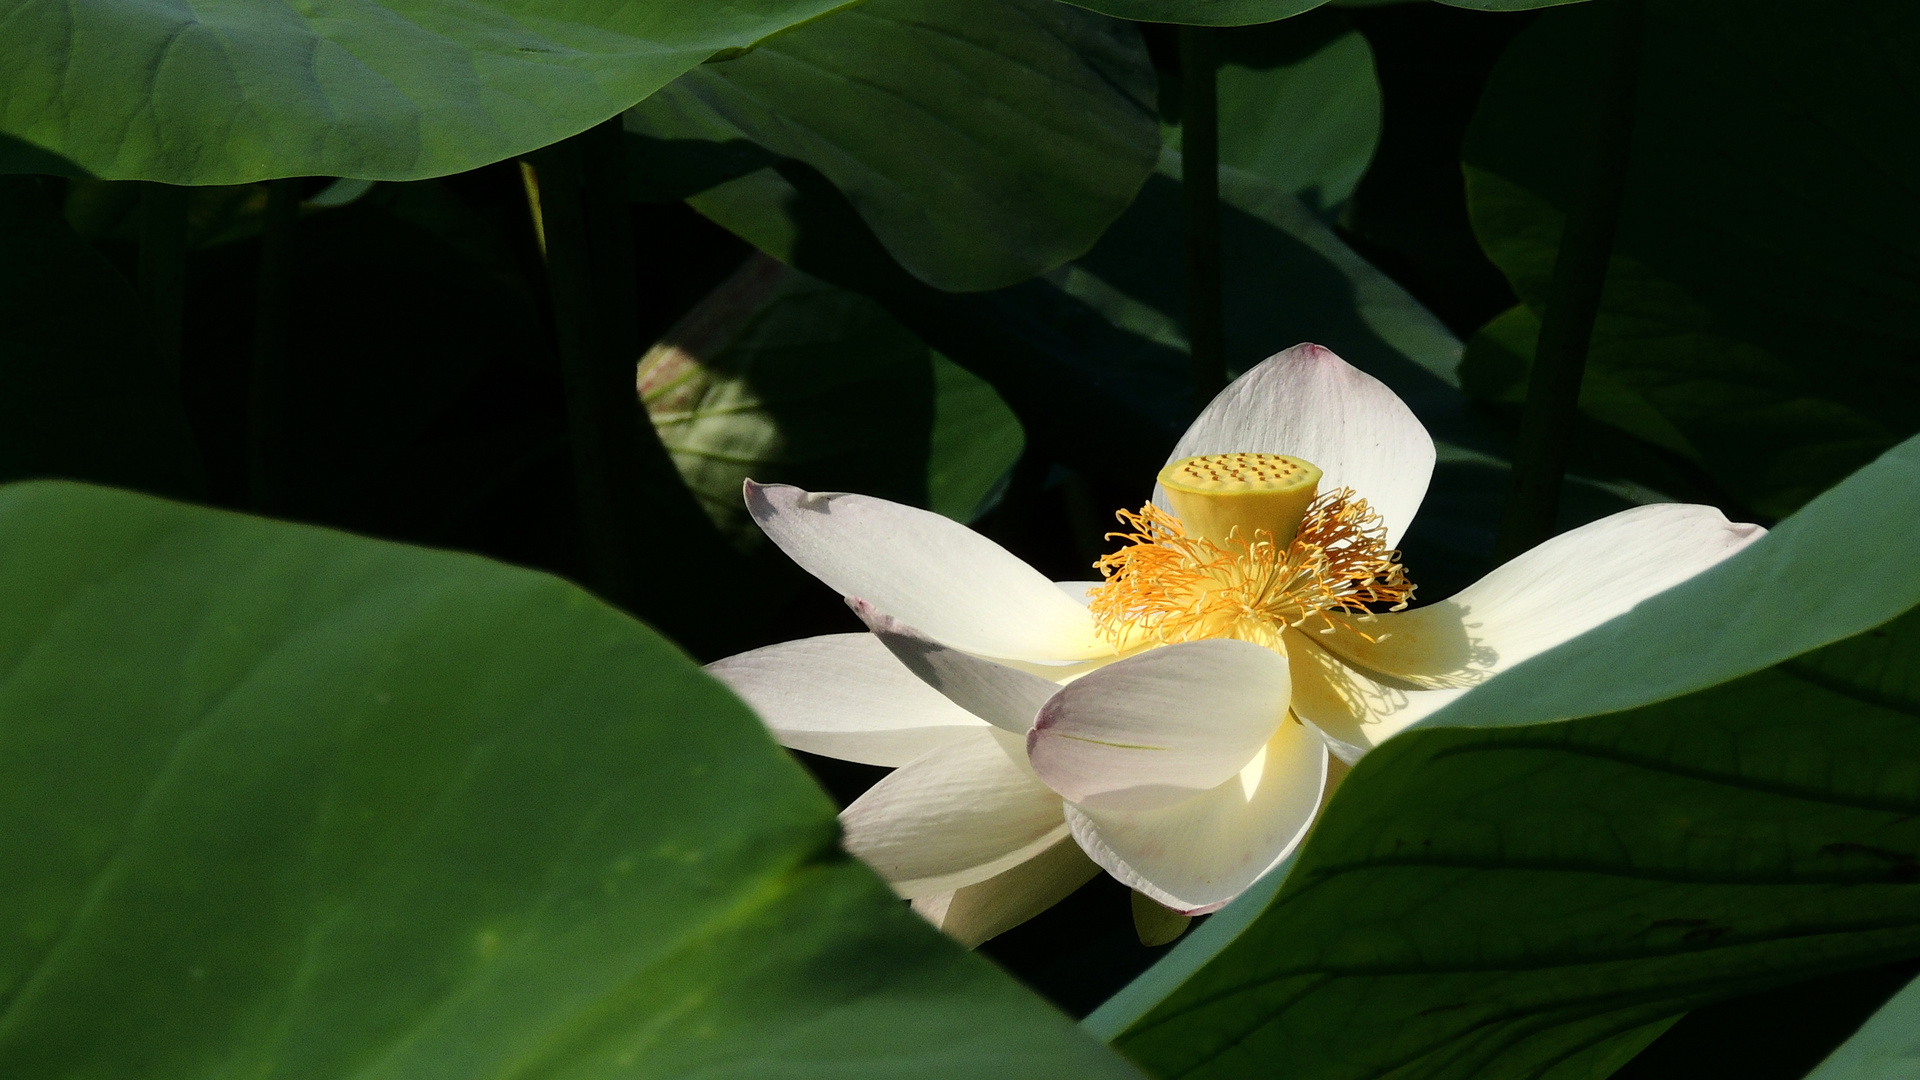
(1158, 452, 1323, 547)
(1089, 490, 1414, 652)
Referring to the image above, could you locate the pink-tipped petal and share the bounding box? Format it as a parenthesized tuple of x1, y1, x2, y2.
(1162, 344, 1435, 546)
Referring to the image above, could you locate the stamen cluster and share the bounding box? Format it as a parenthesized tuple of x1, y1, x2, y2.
(1089, 490, 1414, 651)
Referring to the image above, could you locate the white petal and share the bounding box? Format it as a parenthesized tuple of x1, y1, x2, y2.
(1319, 503, 1766, 687)
(1028, 639, 1289, 811)
(841, 728, 1067, 899)
(912, 836, 1101, 948)
(745, 482, 1108, 661)
(708, 634, 986, 767)
(850, 600, 1059, 735)
(1056, 580, 1099, 608)
(1285, 628, 1464, 762)
(1066, 719, 1328, 915)
(1163, 343, 1436, 546)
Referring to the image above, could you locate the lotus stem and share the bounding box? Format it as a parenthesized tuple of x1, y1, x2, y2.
(1180, 24, 1225, 414)
(138, 182, 188, 388)
(525, 119, 724, 624)
(248, 177, 301, 513)
(1495, 0, 1644, 562)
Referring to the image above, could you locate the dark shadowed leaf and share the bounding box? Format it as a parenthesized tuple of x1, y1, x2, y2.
(0, 480, 1144, 1079)
(626, 0, 1160, 290)
(1054, 0, 1328, 28)
(1055, 0, 1583, 27)
(1430, 0, 1591, 9)
(928, 354, 1025, 523)
(1162, 9, 1382, 215)
(1460, 0, 1920, 518)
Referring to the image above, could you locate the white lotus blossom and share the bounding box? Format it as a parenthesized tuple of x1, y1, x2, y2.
(709, 344, 1763, 945)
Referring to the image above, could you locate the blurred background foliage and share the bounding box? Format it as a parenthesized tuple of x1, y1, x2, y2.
(3, 0, 1919, 1075)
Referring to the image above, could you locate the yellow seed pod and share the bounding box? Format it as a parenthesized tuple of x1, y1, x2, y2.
(1156, 452, 1323, 547)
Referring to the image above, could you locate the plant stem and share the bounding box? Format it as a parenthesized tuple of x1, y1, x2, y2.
(138, 182, 189, 387)
(249, 178, 301, 514)
(1494, 0, 1644, 562)
(526, 119, 722, 620)
(1180, 24, 1225, 414)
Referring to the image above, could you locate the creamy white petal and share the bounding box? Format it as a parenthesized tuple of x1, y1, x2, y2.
(1162, 343, 1436, 547)
(1056, 581, 1100, 608)
(841, 728, 1067, 899)
(912, 836, 1101, 948)
(1066, 719, 1328, 915)
(1285, 628, 1464, 763)
(1028, 639, 1290, 811)
(745, 481, 1107, 661)
(850, 600, 1059, 735)
(1317, 502, 1766, 687)
(708, 634, 987, 767)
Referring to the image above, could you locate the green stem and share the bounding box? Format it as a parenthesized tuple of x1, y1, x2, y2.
(249, 178, 301, 514)
(138, 182, 189, 387)
(526, 119, 724, 621)
(1180, 24, 1225, 414)
(1494, 0, 1644, 562)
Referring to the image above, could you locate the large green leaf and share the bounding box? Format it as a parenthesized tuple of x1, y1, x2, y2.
(1460, 0, 1920, 518)
(0, 480, 1143, 1079)
(1093, 436, 1920, 1080)
(0, 178, 203, 498)
(625, 0, 1159, 291)
(0, 0, 856, 184)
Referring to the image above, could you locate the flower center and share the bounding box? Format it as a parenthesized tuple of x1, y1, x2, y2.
(1090, 455, 1415, 652)
(1158, 452, 1323, 547)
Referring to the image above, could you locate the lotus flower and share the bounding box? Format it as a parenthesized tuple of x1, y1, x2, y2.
(710, 344, 1762, 945)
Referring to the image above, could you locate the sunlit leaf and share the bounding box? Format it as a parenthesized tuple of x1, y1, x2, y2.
(627, 0, 1159, 290)
(1094, 435, 1920, 1080)
(0, 480, 1144, 1079)
(0, 0, 857, 183)
(639, 252, 935, 548)
(638, 253, 1024, 543)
